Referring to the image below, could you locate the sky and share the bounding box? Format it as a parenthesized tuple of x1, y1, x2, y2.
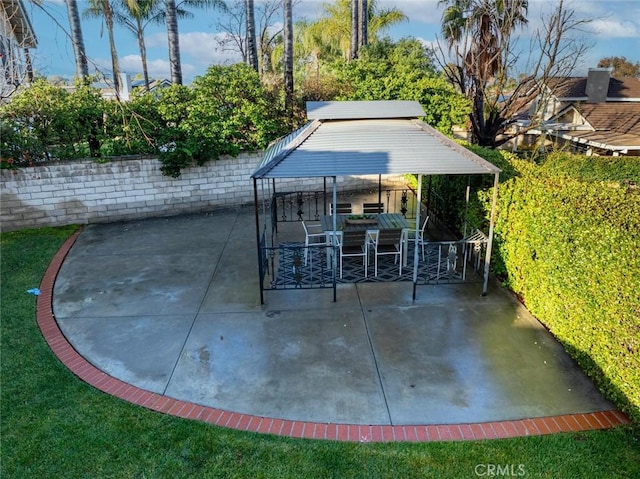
(25, 0, 640, 85)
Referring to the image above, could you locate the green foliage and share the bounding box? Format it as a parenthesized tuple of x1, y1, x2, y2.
(540, 151, 640, 184)
(331, 38, 470, 133)
(1, 66, 289, 177)
(0, 79, 104, 165)
(100, 90, 162, 157)
(453, 150, 640, 423)
(155, 65, 286, 177)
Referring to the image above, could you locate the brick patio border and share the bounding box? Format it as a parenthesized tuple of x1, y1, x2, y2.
(36, 230, 631, 442)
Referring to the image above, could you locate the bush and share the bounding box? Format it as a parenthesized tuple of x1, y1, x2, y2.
(468, 151, 640, 424)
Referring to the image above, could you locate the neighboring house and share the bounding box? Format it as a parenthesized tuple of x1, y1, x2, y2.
(131, 78, 172, 92)
(0, 0, 37, 99)
(518, 68, 640, 156)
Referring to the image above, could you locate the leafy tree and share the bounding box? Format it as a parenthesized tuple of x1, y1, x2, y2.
(597, 56, 640, 78)
(0, 79, 104, 163)
(436, 0, 592, 147)
(332, 38, 470, 133)
(156, 64, 285, 176)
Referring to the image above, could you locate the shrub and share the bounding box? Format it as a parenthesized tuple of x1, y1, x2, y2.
(469, 151, 640, 424)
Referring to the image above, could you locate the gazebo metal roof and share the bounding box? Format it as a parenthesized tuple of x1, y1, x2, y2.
(252, 101, 500, 179)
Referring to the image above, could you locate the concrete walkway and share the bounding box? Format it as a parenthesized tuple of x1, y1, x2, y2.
(38, 209, 629, 441)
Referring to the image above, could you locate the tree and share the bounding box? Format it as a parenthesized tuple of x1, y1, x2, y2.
(245, 0, 259, 71)
(156, 64, 284, 176)
(358, 0, 368, 51)
(436, 0, 592, 147)
(597, 56, 640, 78)
(350, 0, 359, 60)
(165, 0, 182, 84)
(333, 38, 470, 133)
(116, 0, 166, 90)
(283, 0, 293, 113)
(84, 0, 122, 94)
(66, 0, 89, 78)
(305, 0, 406, 62)
(163, 0, 227, 84)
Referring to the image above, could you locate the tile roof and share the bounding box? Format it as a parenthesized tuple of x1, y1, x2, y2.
(577, 103, 640, 135)
(558, 103, 640, 149)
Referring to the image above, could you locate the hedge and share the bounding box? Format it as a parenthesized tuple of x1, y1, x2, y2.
(473, 151, 640, 424)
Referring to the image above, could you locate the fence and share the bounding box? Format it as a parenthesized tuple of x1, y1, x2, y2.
(270, 188, 420, 226)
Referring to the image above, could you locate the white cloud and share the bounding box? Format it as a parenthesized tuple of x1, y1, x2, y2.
(179, 31, 242, 66)
(591, 19, 640, 38)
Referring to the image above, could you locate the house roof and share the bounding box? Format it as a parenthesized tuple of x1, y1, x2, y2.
(550, 103, 640, 151)
(252, 101, 500, 179)
(1, 0, 37, 48)
(546, 76, 640, 100)
(577, 103, 640, 135)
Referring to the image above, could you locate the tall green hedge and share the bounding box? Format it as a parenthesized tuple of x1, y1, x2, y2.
(477, 151, 640, 423)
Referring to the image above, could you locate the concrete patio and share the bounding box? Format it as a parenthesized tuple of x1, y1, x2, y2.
(41, 208, 628, 439)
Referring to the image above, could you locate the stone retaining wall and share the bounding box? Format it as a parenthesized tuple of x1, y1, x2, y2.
(1, 153, 408, 231)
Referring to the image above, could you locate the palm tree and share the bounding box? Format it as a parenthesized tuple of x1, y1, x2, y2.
(358, 0, 368, 51)
(66, 0, 89, 78)
(164, 0, 228, 84)
(115, 0, 165, 90)
(165, 0, 182, 84)
(439, 0, 529, 146)
(350, 0, 358, 60)
(283, 0, 293, 113)
(245, 0, 258, 71)
(440, 0, 528, 81)
(84, 0, 122, 94)
(311, 0, 406, 62)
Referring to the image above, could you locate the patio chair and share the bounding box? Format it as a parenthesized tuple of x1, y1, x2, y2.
(334, 229, 368, 278)
(302, 221, 328, 265)
(329, 202, 353, 215)
(366, 228, 404, 277)
(404, 216, 429, 261)
(362, 202, 384, 214)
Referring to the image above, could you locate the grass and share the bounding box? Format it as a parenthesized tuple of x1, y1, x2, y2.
(1, 226, 639, 478)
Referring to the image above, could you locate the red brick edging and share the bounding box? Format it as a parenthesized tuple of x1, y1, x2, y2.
(36, 230, 631, 442)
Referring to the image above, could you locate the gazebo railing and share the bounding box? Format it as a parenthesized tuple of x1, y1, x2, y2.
(270, 188, 420, 225)
(258, 228, 337, 292)
(415, 229, 488, 285)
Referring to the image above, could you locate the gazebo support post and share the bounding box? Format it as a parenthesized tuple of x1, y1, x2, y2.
(271, 178, 277, 234)
(463, 175, 471, 239)
(323, 177, 327, 215)
(378, 174, 382, 212)
(482, 172, 500, 296)
(332, 176, 338, 302)
(254, 178, 265, 305)
(412, 174, 423, 300)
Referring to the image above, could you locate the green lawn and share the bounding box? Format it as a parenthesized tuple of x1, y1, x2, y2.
(1, 226, 639, 479)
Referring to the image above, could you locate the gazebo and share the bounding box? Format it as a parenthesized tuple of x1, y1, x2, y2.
(251, 100, 501, 303)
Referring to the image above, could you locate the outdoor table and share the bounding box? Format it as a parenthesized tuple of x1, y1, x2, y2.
(320, 213, 411, 267)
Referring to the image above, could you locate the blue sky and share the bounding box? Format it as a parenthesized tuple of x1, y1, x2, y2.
(26, 0, 640, 84)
